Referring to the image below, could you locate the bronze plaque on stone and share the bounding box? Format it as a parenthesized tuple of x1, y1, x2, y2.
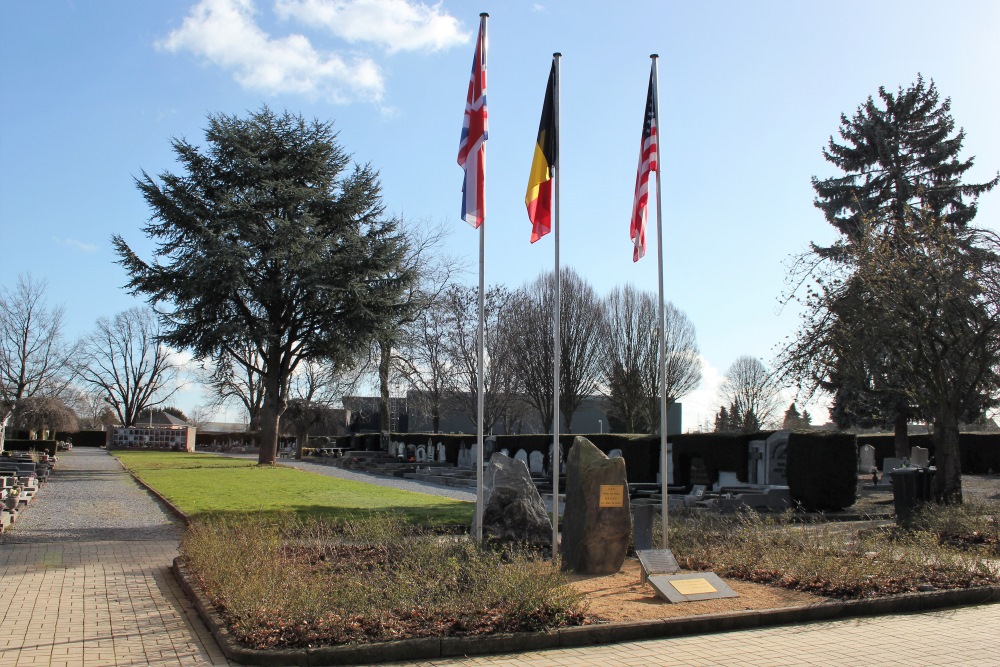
(599, 484, 625, 508)
(671, 578, 717, 595)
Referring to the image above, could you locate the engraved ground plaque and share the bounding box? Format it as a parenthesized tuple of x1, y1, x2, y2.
(636, 549, 679, 579)
(647, 572, 739, 604)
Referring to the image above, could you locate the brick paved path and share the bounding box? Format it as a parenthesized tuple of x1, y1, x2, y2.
(0, 450, 228, 667)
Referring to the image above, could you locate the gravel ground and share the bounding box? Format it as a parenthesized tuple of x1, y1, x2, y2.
(0, 448, 182, 544)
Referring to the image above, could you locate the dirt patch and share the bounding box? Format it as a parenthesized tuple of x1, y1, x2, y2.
(567, 559, 825, 622)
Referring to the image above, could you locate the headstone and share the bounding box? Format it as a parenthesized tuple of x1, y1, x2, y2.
(880, 457, 903, 485)
(859, 444, 876, 473)
(514, 449, 529, 468)
(436, 442, 446, 463)
(561, 436, 631, 574)
(748, 440, 766, 485)
(471, 453, 552, 548)
(765, 431, 789, 485)
(656, 442, 674, 484)
(529, 450, 545, 475)
(380, 431, 390, 451)
(406, 443, 416, 460)
(470, 443, 480, 468)
(910, 446, 930, 468)
(397, 442, 406, 458)
(415, 445, 427, 463)
(458, 444, 470, 469)
(485, 435, 497, 459)
(500, 448, 509, 457)
(715, 471, 741, 491)
(609, 449, 623, 459)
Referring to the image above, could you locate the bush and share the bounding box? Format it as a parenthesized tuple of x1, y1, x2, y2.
(181, 513, 585, 649)
(786, 431, 857, 511)
(2, 439, 58, 456)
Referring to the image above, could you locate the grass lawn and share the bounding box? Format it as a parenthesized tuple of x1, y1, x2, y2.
(114, 451, 473, 525)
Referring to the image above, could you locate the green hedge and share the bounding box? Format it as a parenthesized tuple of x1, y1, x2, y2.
(787, 431, 857, 511)
(2, 439, 58, 457)
(856, 431, 1000, 474)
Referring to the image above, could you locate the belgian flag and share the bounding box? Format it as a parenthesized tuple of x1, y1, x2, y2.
(525, 60, 557, 243)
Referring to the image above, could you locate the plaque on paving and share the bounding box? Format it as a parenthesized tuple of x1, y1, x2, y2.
(599, 484, 625, 508)
(647, 572, 739, 604)
(636, 548, 679, 582)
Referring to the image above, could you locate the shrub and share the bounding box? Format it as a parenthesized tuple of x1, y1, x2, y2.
(786, 431, 857, 511)
(180, 513, 585, 649)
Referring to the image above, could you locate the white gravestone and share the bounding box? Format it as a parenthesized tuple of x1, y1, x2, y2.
(859, 444, 876, 473)
(529, 450, 545, 475)
(514, 449, 529, 468)
(609, 449, 623, 459)
(881, 457, 904, 485)
(437, 442, 446, 463)
(415, 445, 427, 463)
(458, 445, 470, 468)
(910, 446, 930, 468)
(765, 431, 789, 486)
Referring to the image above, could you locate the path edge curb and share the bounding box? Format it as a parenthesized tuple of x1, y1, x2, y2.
(171, 557, 1000, 666)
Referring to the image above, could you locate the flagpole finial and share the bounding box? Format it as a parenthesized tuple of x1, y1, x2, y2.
(650, 53, 659, 59)
(480, 12, 489, 17)
(553, 52, 561, 58)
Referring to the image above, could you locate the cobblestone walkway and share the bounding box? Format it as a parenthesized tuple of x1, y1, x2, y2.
(0, 449, 229, 666)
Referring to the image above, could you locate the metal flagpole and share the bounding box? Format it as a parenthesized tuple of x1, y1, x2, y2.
(474, 13, 488, 543)
(650, 54, 669, 550)
(551, 52, 562, 562)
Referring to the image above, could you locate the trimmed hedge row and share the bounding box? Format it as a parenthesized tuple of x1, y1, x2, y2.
(857, 431, 1000, 474)
(2, 439, 58, 457)
(787, 431, 858, 511)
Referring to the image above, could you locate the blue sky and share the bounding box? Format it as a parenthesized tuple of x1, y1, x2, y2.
(2, 0, 999, 430)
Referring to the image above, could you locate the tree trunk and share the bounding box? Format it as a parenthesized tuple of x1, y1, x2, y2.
(258, 369, 284, 465)
(893, 404, 909, 458)
(295, 431, 306, 460)
(931, 411, 963, 503)
(379, 339, 391, 433)
(432, 407, 440, 434)
(0, 412, 8, 453)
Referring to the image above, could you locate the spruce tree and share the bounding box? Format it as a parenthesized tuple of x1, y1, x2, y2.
(813, 74, 997, 242)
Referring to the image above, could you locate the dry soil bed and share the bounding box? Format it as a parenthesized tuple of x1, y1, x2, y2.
(568, 559, 824, 622)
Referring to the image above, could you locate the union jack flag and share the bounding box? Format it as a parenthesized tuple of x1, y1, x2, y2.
(458, 16, 488, 228)
(631, 66, 658, 261)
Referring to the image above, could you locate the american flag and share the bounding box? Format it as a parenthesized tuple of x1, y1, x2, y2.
(630, 67, 658, 261)
(458, 17, 488, 228)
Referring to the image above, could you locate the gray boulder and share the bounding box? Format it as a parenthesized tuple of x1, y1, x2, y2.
(561, 436, 631, 574)
(472, 452, 552, 548)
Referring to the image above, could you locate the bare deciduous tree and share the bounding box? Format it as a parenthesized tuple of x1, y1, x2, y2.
(601, 285, 702, 433)
(444, 284, 520, 433)
(76, 307, 180, 427)
(395, 296, 457, 433)
(718, 355, 781, 433)
(201, 340, 266, 431)
(0, 274, 76, 449)
(509, 269, 605, 433)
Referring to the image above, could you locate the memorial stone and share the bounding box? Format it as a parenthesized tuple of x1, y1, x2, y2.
(910, 446, 930, 468)
(514, 449, 529, 467)
(561, 436, 631, 574)
(415, 445, 427, 463)
(436, 442, 446, 463)
(471, 453, 552, 548)
(881, 457, 904, 485)
(529, 450, 545, 475)
(765, 431, 789, 485)
(859, 444, 876, 473)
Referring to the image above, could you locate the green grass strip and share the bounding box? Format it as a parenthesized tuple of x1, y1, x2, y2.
(115, 451, 473, 525)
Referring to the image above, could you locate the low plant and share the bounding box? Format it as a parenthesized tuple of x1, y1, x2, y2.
(181, 513, 585, 649)
(663, 507, 999, 598)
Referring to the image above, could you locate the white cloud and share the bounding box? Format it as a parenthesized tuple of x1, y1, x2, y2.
(54, 237, 98, 253)
(275, 0, 470, 54)
(159, 0, 384, 103)
(531, 4, 546, 12)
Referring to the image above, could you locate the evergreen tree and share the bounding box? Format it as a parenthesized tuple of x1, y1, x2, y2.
(115, 108, 413, 464)
(809, 75, 997, 454)
(813, 74, 997, 242)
